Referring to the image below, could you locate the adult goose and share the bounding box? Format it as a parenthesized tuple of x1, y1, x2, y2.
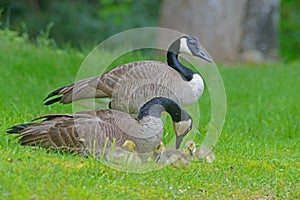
(44, 35, 212, 114)
(7, 97, 192, 158)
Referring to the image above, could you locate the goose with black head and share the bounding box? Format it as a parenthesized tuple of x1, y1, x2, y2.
(44, 35, 212, 114)
(7, 97, 193, 158)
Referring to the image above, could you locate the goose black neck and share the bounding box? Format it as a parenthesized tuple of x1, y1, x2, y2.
(167, 51, 194, 81)
(137, 97, 187, 122)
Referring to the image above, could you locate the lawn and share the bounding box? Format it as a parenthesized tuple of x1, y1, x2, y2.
(0, 38, 299, 199)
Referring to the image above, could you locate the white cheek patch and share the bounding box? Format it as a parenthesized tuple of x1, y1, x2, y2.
(180, 38, 193, 55)
(174, 119, 192, 136)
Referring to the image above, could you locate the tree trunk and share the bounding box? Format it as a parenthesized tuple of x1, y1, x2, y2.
(159, 0, 279, 63)
(242, 0, 280, 61)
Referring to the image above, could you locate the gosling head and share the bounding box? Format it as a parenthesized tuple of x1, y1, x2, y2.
(173, 113, 193, 149)
(154, 141, 165, 163)
(155, 141, 165, 154)
(122, 140, 136, 152)
(185, 140, 196, 156)
(169, 35, 212, 63)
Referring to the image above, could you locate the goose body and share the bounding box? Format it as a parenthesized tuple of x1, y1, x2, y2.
(7, 97, 192, 157)
(105, 140, 142, 165)
(44, 36, 212, 114)
(155, 141, 196, 168)
(194, 145, 216, 163)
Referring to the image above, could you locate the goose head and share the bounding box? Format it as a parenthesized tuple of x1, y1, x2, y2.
(164, 99, 193, 149)
(173, 114, 193, 149)
(168, 35, 212, 63)
(155, 141, 165, 154)
(137, 97, 193, 149)
(184, 140, 196, 156)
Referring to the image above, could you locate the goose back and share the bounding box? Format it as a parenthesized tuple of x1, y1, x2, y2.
(9, 109, 164, 157)
(109, 61, 203, 113)
(44, 61, 203, 113)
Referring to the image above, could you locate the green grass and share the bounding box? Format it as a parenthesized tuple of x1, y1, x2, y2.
(0, 39, 299, 199)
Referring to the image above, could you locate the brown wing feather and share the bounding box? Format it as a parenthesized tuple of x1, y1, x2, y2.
(44, 61, 171, 105)
(13, 110, 141, 156)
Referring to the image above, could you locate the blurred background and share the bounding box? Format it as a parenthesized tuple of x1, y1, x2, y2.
(0, 0, 299, 63)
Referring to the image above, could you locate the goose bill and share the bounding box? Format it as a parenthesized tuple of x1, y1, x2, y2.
(176, 135, 184, 149)
(174, 119, 192, 149)
(194, 50, 212, 63)
(189, 148, 196, 156)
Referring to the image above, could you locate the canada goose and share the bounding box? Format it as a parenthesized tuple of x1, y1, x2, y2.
(122, 140, 136, 152)
(44, 35, 212, 114)
(153, 141, 165, 162)
(194, 145, 216, 163)
(155, 140, 196, 168)
(185, 140, 197, 156)
(105, 140, 142, 165)
(7, 97, 192, 158)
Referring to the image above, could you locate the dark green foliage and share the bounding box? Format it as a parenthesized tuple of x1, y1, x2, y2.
(280, 0, 300, 61)
(1, 0, 299, 61)
(0, 0, 160, 49)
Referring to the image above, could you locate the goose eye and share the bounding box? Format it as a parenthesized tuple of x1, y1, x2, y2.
(188, 40, 196, 45)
